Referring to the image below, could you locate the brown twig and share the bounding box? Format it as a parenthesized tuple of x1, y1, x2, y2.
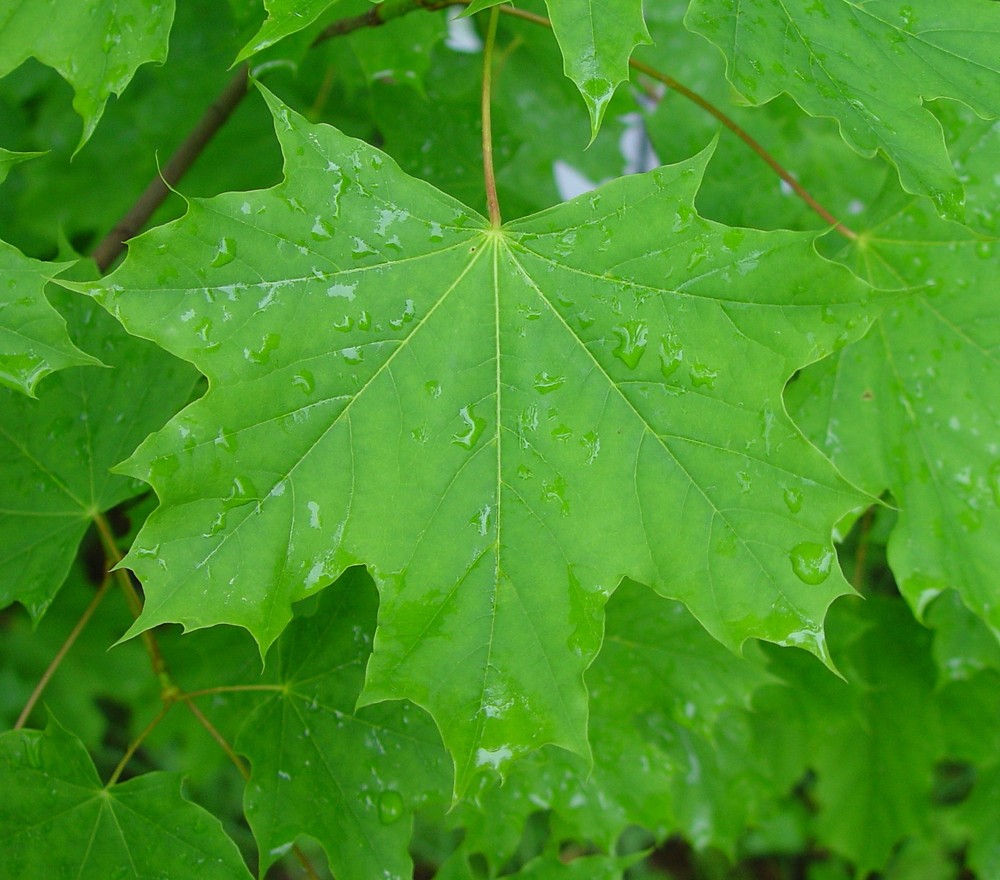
(92, 66, 251, 273)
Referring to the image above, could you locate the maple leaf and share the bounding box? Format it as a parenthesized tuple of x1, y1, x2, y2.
(788, 194, 1000, 636)
(0, 244, 98, 397)
(74, 87, 878, 792)
(236, 568, 450, 880)
(686, 0, 1000, 217)
(0, 715, 252, 878)
(0, 0, 176, 150)
(0, 293, 196, 618)
(465, 0, 651, 135)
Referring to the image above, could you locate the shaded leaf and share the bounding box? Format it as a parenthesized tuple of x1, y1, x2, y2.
(0, 0, 176, 149)
(77, 87, 876, 793)
(0, 715, 252, 879)
(685, 0, 1000, 217)
(449, 581, 775, 869)
(237, 567, 450, 879)
(754, 597, 945, 873)
(0, 242, 97, 396)
(0, 291, 196, 619)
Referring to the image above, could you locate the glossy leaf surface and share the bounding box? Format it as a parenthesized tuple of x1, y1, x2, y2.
(78, 88, 876, 791)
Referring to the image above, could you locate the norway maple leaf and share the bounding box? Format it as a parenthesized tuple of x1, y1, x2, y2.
(686, 0, 1000, 218)
(76, 86, 877, 792)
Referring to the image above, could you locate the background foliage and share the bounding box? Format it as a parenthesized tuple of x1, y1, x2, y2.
(1, 0, 998, 877)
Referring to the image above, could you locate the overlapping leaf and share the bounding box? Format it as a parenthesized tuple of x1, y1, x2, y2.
(79, 87, 877, 791)
(540, 0, 650, 135)
(236, 567, 450, 880)
(447, 581, 774, 871)
(685, 0, 1000, 217)
(787, 197, 1000, 636)
(0, 244, 97, 396)
(0, 715, 252, 879)
(0, 292, 196, 619)
(465, 0, 650, 135)
(0, 0, 176, 149)
(752, 598, 946, 872)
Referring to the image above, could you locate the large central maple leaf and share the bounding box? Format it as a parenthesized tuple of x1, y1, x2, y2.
(79, 88, 875, 790)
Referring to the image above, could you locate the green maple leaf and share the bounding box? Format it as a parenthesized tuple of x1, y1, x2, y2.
(449, 580, 774, 869)
(236, 567, 450, 880)
(76, 87, 877, 792)
(787, 197, 1000, 636)
(0, 0, 176, 150)
(0, 715, 252, 879)
(467, 0, 650, 136)
(0, 292, 196, 619)
(685, 0, 1000, 218)
(754, 598, 944, 872)
(542, 0, 651, 136)
(0, 243, 99, 396)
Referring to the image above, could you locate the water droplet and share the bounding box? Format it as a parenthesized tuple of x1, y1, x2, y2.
(689, 362, 718, 388)
(737, 471, 752, 492)
(789, 542, 834, 585)
(658, 335, 683, 378)
(517, 464, 534, 480)
(292, 370, 315, 395)
(452, 405, 486, 449)
(425, 380, 442, 398)
(533, 372, 566, 394)
(377, 790, 404, 825)
(211, 237, 236, 267)
(389, 299, 416, 330)
(612, 321, 648, 369)
(205, 511, 227, 537)
(541, 475, 570, 515)
(783, 487, 803, 513)
(246, 333, 281, 365)
(342, 347, 363, 365)
(582, 431, 600, 464)
(722, 228, 745, 251)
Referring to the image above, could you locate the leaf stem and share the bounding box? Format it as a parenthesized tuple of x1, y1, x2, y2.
(14, 575, 112, 730)
(490, 3, 857, 240)
(480, 6, 503, 227)
(107, 702, 172, 785)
